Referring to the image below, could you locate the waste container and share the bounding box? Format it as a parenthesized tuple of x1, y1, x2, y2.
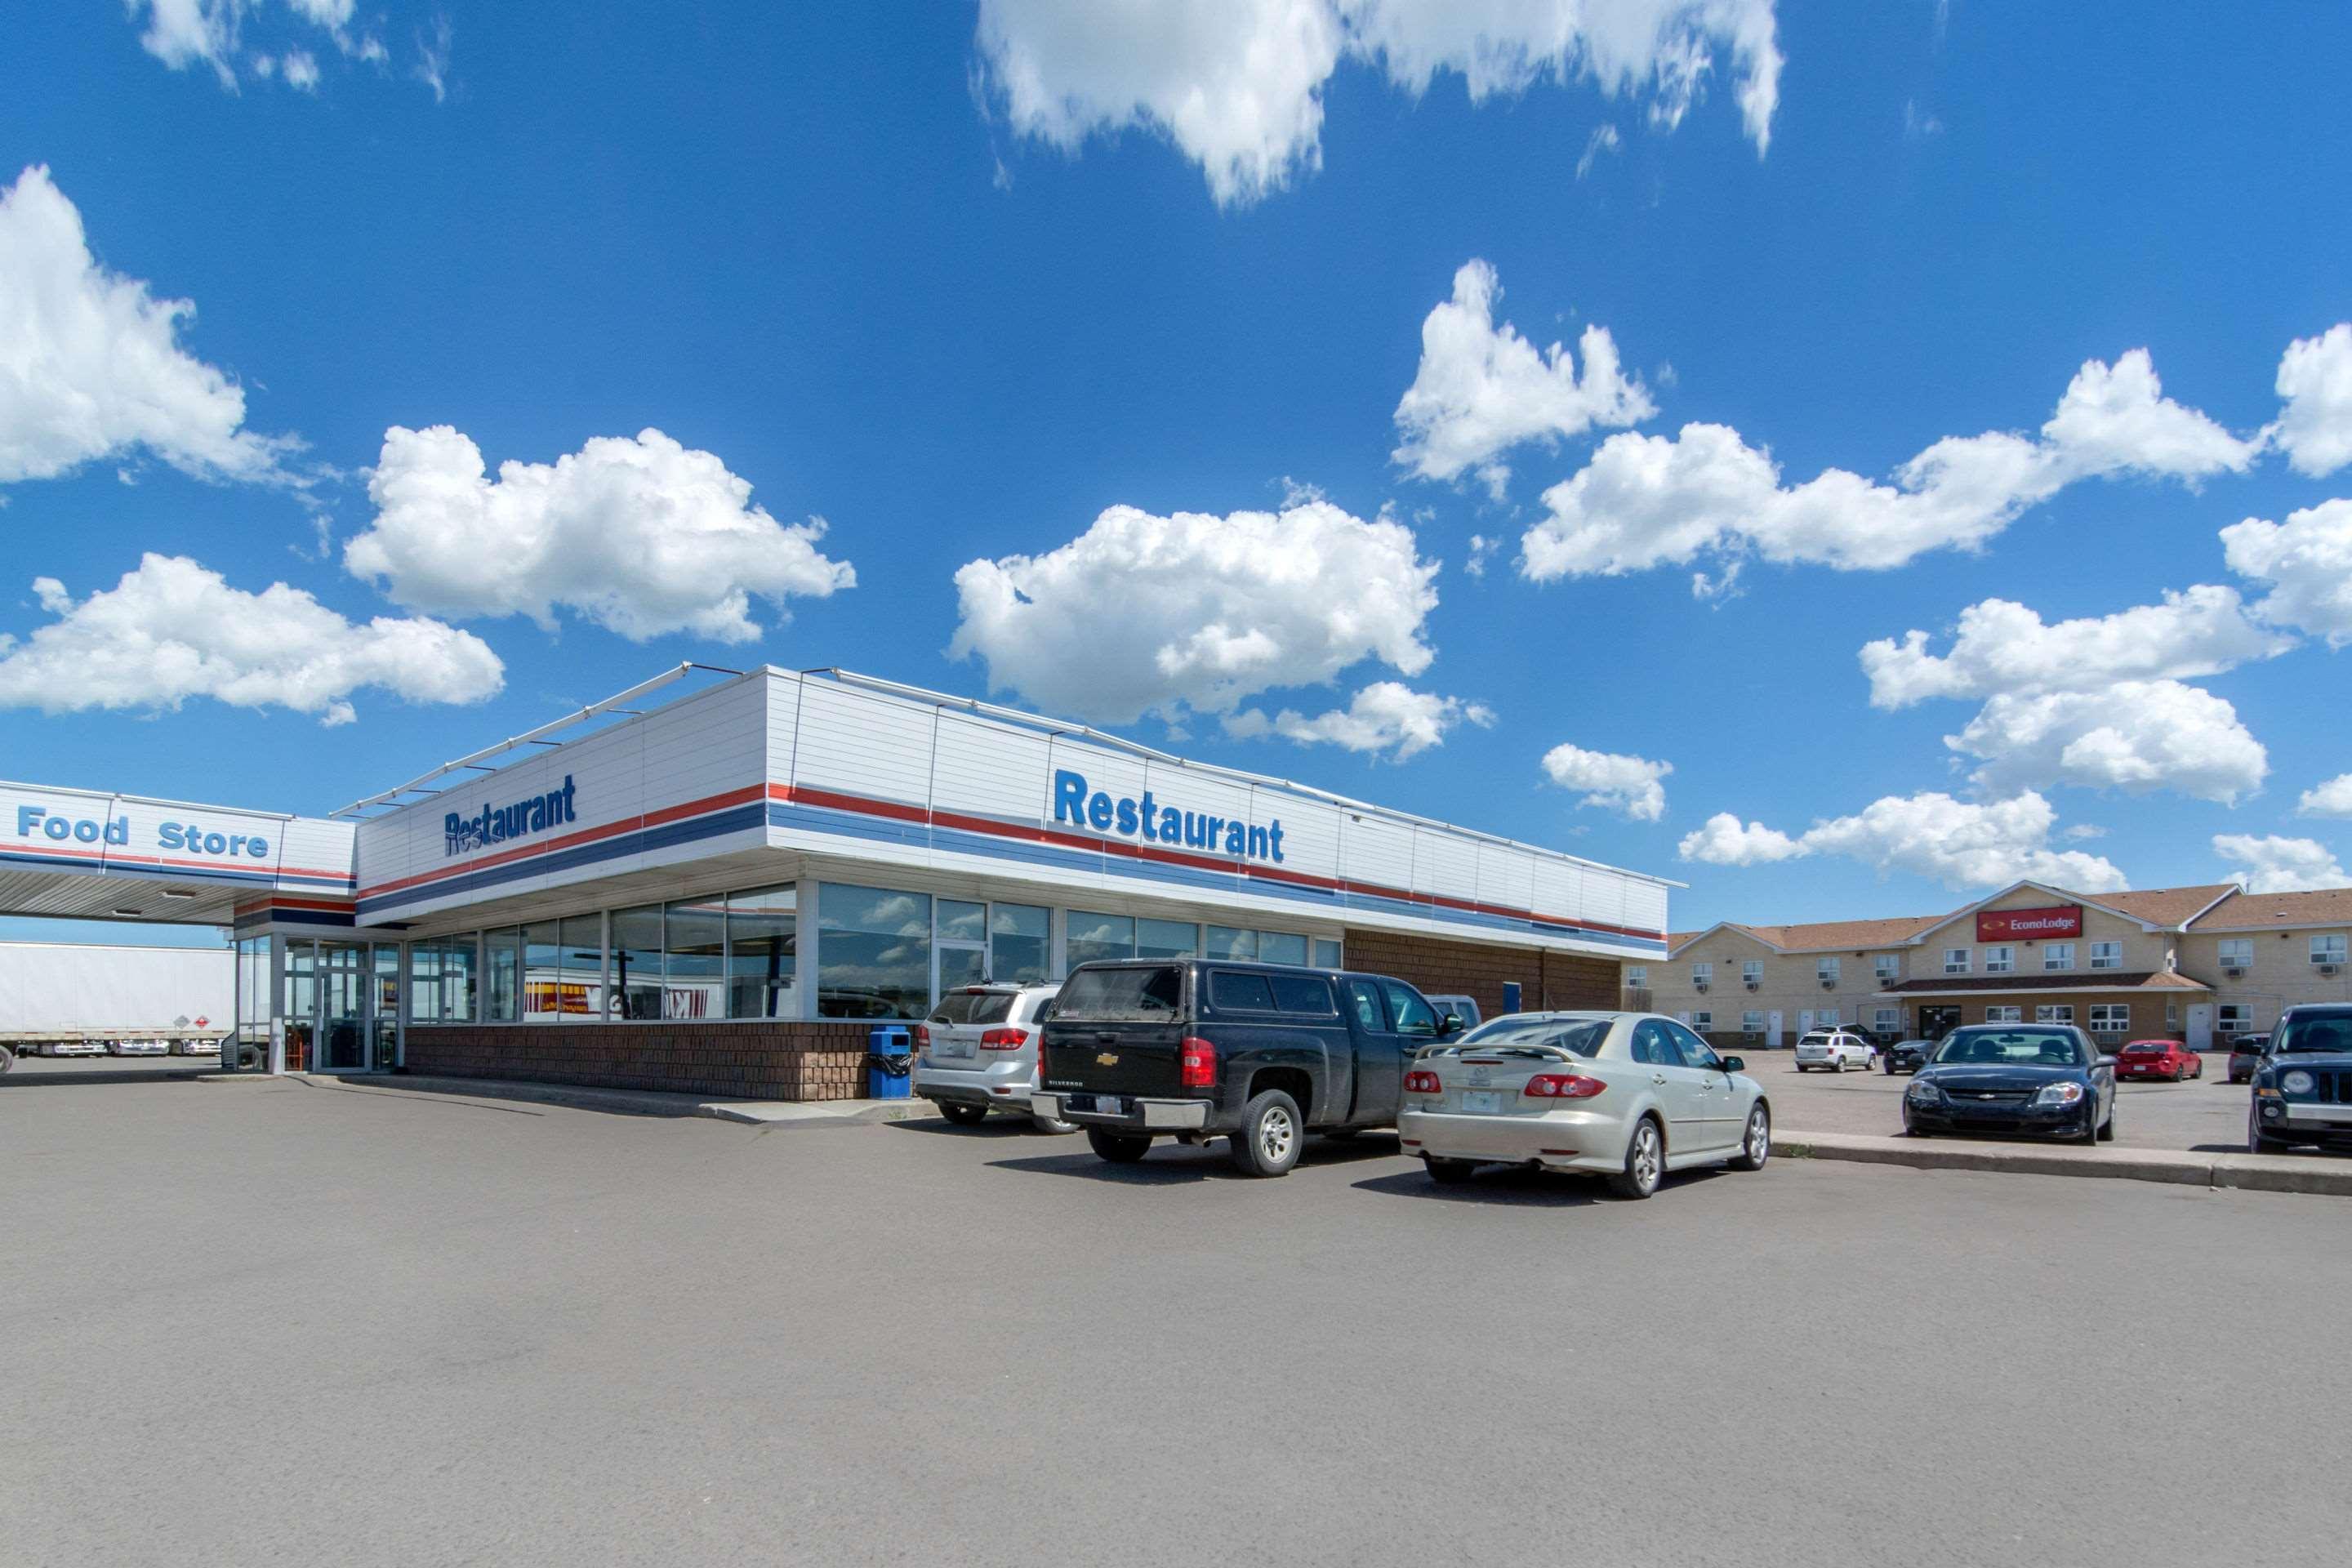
(865, 1023, 914, 1100)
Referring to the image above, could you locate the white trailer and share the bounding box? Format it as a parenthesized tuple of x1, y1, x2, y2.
(0, 941, 234, 1070)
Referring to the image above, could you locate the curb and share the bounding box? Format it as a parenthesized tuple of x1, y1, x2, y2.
(312, 1072, 940, 1129)
(1774, 1129, 2352, 1197)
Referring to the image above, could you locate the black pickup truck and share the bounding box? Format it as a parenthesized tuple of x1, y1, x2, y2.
(1031, 959, 1460, 1177)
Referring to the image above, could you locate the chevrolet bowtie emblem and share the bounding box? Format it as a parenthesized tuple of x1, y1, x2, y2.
(1096, 1052, 1119, 1067)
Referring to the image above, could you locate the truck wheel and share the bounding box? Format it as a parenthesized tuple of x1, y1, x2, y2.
(0, 1044, 14, 1074)
(1228, 1089, 1303, 1178)
(1424, 1156, 1477, 1184)
(1606, 1117, 1664, 1200)
(1086, 1128, 1153, 1163)
(938, 1102, 988, 1126)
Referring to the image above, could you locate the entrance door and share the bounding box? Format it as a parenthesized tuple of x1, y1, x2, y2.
(1766, 1010, 1783, 1048)
(370, 943, 402, 1071)
(933, 943, 987, 1005)
(318, 942, 368, 1071)
(1797, 1009, 1815, 1035)
(2185, 1004, 2214, 1051)
(1920, 1004, 1962, 1040)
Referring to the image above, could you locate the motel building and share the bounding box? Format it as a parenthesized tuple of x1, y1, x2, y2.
(0, 667, 1672, 1099)
(1632, 879, 2352, 1052)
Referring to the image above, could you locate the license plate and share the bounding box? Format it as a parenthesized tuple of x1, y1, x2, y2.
(939, 1040, 973, 1058)
(1462, 1090, 1503, 1115)
(1085, 1094, 1121, 1115)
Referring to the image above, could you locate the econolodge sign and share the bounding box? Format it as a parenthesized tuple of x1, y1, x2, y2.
(1976, 905, 2083, 941)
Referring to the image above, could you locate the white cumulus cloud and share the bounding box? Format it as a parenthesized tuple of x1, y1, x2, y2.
(2223, 497, 2352, 646)
(2297, 775, 2352, 819)
(2274, 323, 2352, 478)
(950, 499, 1440, 724)
(0, 554, 501, 726)
(2214, 834, 2349, 895)
(128, 2, 394, 93)
(1680, 791, 2127, 893)
(1392, 259, 1652, 496)
(1224, 680, 1492, 760)
(1540, 740, 1673, 821)
(0, 164, 294, 486)
(1860, 586, 2291, 709)
(973, 0, 1782, 206)
(345, 425, 854, 644)
(1521, 347, 2256, 581)
(1949, 680, 2267, 806)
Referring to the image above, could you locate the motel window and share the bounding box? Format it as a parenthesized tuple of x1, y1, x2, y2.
(1691, 961, 1713, 987)
(1624, 965, 1648, 989)
(723, 886, 795, 1018)
(1817, 957, 1840, 984)
(2090, 941, 2122, 970)
(817, 884, 931, 1020)
(1944, 948, 1971, 975)
(1874, 955, 1899, 983)
(1205, 925, 1258, 961)
(1067, 911, 1135, 969)
(484, 928, 522, 1022)
(1742, 1009, 1764, 1034)
(2312, 933, 2348, 966)
(2089, 1004, 2129, 1033)
(1985, 1005, 2022, 1023)
(2165, 1002, 2179, 1030)
(1743, 960, 1763, 985)
(1258, 930, 1309, 967)
(1873, 1007, 1900, 1033)
(1689, 1011, 1713, 1032)
(2035, 1004, 2074, 1024)
(2043, 942, 2074, 972)
(1313, 938, 1343, 969)
(1984, 946, 2015, 974)
(1818, 1008, 1840, 1027)
(2220, 1003, 2253, 1032)
(1138, 919, 1199, 960)
(2217, 938, 2252, 968)
(612, 905, 666, 1021)
(989, 903, 1051, 985)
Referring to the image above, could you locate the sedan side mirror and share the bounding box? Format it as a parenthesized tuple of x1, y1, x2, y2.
(1719, 1055, 1746, 1074)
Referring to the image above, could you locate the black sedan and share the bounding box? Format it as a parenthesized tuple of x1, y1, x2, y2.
(2227, 1033, 2270, 1085)
(2248, 1007, 2352, 1155)
(1881, 1038, 1935, 1075)
(1902, 1024, 2115, 1143)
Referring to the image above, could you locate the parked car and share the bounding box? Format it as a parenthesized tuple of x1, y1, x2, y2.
(2247, 1005, 2352, 1156)
(1793, 1029, 1877, 1071)
(1421, 994, 1483, 1032)
(1882, 1039, 1935, 1075)
(2116, 1038, 2203, 1081)
(912, 982, 1069, 1132)
(1399, 1012, 1770, 1200)
(1032, 960, 1453, 1178)
(1904, 1024, 2115, 1143)
(2227, 1034, 2270, 1085)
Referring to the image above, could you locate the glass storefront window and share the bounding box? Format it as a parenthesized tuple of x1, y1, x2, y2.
(818, 883, 931, 1019)
(559, 915, 602, 1018)
(409, 936, 478, 1022)
(1138, 918, 1198, 960)
(1205, 925, 1256, 961)
(485, 928, 522, 1022)
(724, 886, 795, 1019)
(283, 940, 317, 1069)
(1258, 931, 1307, 966)
(611, 904, 665, 1020)
(991, 903, 1050, 984)
(937, 898, 987, 943)
(523, 921, 564, 1021)
(667, 896, 727, 1021)
(1314, 938, 1342, 969)
(1067, 911, 1134, 969)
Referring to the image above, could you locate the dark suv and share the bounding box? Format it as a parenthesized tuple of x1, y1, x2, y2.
(2248, 1006, 2352, 1155)
(1032, 960, 1459, 1177)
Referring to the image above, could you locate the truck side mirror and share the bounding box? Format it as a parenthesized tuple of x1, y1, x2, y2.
(1438, 1013, 1465, 1037)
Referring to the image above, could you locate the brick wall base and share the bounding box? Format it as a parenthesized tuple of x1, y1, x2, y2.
(1341, 929, 1619, 1021)
(402, 1022, 880, 1101)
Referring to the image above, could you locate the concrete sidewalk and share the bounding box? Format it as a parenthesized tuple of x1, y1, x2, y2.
(1775, 1128, 2352, 1196)
(265, 1071, 938, 1129)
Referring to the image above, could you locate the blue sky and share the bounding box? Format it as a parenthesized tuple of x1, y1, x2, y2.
(4, 2, 2350, 949)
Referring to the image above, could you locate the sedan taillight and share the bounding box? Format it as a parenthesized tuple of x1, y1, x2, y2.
(1403, 1070, 1442, 1094)
(1523, 1074, 1606, 1099)
(978, 1027, 1026, 1050)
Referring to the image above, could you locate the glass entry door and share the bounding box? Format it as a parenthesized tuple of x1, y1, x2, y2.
(933, 898, 988, 1004)
(371, 944, 402, 1071)
(318, 942, 368, 1071)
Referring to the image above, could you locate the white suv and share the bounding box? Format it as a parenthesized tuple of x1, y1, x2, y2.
(913, 983, 1071, 1132)
(1794, 1029, 1877, 1071)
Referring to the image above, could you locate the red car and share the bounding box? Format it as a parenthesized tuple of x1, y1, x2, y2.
(2116, 1039, 2203, 1080)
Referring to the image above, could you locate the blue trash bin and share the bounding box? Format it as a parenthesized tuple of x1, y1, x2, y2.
(866, 1023, 913, 1100)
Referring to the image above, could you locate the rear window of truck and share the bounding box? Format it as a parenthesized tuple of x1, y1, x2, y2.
(1055, 965, 1184, 1022)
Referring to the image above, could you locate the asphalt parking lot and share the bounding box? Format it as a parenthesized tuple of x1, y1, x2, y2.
(7, 1073, 2350, 1568)
(1745, 1049, 2249, 1151)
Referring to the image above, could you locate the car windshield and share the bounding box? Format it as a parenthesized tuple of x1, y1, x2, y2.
(1053, 965, 1183, 1022)
(1931, 1029, 2087, 1067)
(1446, 1018, 1609, 1058)
(2274, 1015, 2352, 1054)
(928, 991, 1013, 1026)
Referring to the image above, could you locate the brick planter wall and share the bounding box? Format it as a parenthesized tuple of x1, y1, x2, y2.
(402, 1021, 880, 1101)
(1341, 929, 1619, 1020)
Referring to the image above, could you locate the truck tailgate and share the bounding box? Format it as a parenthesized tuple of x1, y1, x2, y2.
(1038, 963, 1192, 1098)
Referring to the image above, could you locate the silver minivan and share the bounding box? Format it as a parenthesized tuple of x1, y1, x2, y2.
(912, 983, 1074, 1132)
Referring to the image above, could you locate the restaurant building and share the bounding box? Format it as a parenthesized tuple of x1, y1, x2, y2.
(2, 667, 1674, 1099)
(1637, 879, 2352, 1050)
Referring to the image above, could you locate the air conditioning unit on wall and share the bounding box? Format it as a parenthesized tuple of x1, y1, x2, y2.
(1744, 979, 1759, 991)
(1694, 981, 1709, 993)
(2324, 964, 2342, 977)
(2225, 966, 2245, 978)
(1820, 979, 1836, 990)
